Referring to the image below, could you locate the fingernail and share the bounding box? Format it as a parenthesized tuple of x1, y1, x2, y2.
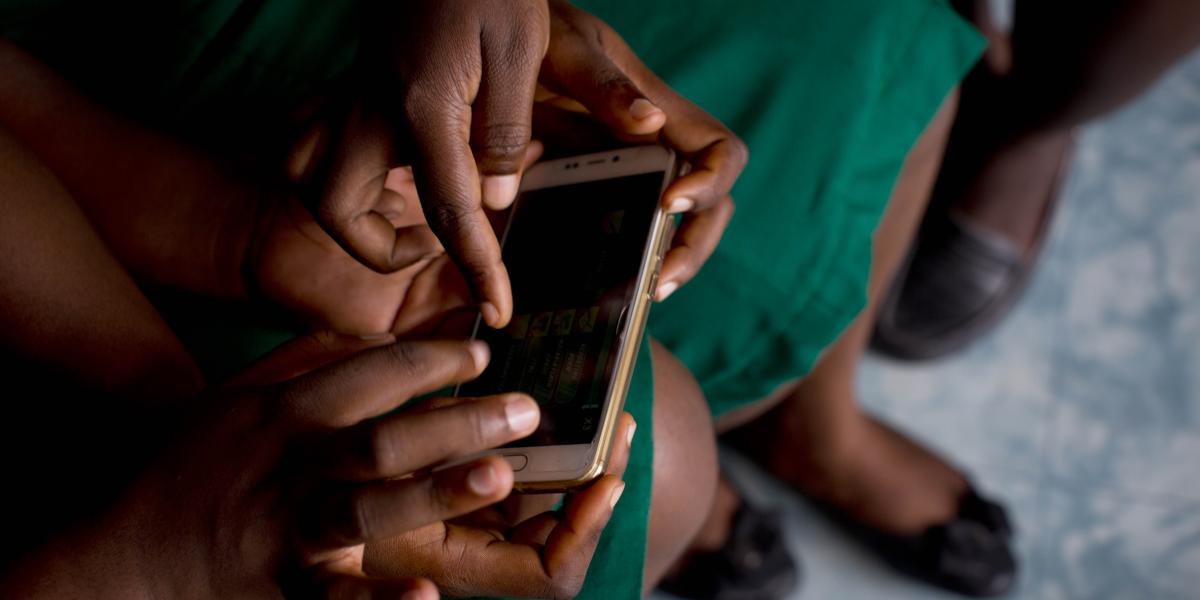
(505, 395, 540, 433)
(626, 421, 637, 447)
(481, 302, 501, 328)
(357, 333, 394, 342)
(630, 98, 663, 121)
(525, 140, 545, 163)
(657, 281, 678, 302)
(468, 341, 490, 371)
(609, 482, 626, 509)
(467, 463, 498, 495)
(482, 174, 520, 210)
(667, 197, 694, 214)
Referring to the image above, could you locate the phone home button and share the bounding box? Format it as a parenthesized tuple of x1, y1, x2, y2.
(501, 454, 529, 471)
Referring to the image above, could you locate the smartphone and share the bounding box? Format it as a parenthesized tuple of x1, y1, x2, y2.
(456, 145, 681, 492)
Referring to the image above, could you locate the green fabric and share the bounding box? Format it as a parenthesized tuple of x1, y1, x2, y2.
(2, 1, 981, 598)
(578, 0, 985, 416)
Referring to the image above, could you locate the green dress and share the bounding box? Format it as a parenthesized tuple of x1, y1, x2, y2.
(1, 1, 982, 597)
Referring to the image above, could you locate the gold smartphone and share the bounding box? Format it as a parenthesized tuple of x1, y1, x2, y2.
(456, 145, 681, 492)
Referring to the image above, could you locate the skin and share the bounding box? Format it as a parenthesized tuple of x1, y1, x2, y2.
(942, 0, 1200, 251)
(0, 332, 636, 599)
(307, 0, 747, 327)
(0, 31, 721, 596)
(0, 121, 203, 404)
(715, 93, 968, 536)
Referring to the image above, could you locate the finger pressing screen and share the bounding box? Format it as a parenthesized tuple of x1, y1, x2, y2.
(408, 96, 513, 328)
(321, 393, 540, 481)
(276, 340, 489, 429)
(306, 455, 515, 548)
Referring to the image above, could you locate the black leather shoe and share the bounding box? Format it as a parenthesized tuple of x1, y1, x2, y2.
(828, 486, 1017, 597)
(872, 212, 1033, 361)
(872, 130, 1073, 361)
(660, 501, 801, 600)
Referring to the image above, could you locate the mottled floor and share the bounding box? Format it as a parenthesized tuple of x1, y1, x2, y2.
(715, 49, 1200, 600)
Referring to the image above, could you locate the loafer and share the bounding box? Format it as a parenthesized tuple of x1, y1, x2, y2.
(872, 212, 1032, 361)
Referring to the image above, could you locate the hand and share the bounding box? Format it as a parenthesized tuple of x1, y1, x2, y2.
(303, 0, 744, 328)
(0, 333, 544, 599)
(251, 167, 470, 338)
(268, 130, 544, 338)
(363, 413, 635, 599)
(535, 1, 747, 302)
(299, 0, 553, 330)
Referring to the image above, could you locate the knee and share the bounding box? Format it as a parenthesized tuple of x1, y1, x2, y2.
(643, 339, 718, 591)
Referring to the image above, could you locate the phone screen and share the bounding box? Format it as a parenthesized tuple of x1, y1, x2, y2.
(460, 171, 664, 447)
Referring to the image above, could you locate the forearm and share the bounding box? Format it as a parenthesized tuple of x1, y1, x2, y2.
(0, 525, 157, 600)
(0, 38, 255, 299)
(0, 121, 204, 401)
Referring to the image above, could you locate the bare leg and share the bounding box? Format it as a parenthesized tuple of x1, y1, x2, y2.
(643, 339, 719, 592)
(715, 91, 962, 535)
(1009, 0, 1200, 132)
(947, 0, 1200, 250)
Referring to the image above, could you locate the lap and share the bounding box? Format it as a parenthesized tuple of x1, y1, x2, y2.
(579, 0, 984, 415)
(1, 1, 982, 597)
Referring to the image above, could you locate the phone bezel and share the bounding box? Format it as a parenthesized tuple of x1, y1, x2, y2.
(459, 145, 678, 492)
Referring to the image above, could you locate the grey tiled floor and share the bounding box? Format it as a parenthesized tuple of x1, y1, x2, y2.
(720, 50, 1200, 599)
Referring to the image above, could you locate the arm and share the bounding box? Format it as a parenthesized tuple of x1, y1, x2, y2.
(0, 38, 472, 339)
(0, 334, 556, 600)
(0, 119, 203, 402)
(0, 38, 254, 299)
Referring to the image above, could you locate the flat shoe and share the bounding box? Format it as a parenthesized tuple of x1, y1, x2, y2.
(872, 135, 1072, 361)
(660, 498, 801, 600)
(822, 485, 1017, 597)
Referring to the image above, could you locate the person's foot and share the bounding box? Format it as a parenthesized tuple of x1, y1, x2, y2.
(726, 404, 1017, 597)
(743, 410, 970, 535)
(872, 35, 1075, 360)
(660, 477, 801, 600)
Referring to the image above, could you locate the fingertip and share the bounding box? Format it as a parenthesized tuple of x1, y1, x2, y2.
(480, 302, 502, 328)
(467, 340, 491, 372)
(609, 481, 626, 510)
(467, 455, 515, 499)
(628, 98, 666, 133)
(503, 393, 541, 435)
(466, 461, 500, 496)
(665, 197, 694, 214)
(656, 280, 679, 302)
(482, 174, 520, 210)
(358, 333, 397, 343)
(401, 578, 439, 600)
(525, 140, 545, 167)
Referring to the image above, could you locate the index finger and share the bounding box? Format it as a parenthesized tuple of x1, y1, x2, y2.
(276, 340, 490, 429)
(407, 91, 513, 328)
